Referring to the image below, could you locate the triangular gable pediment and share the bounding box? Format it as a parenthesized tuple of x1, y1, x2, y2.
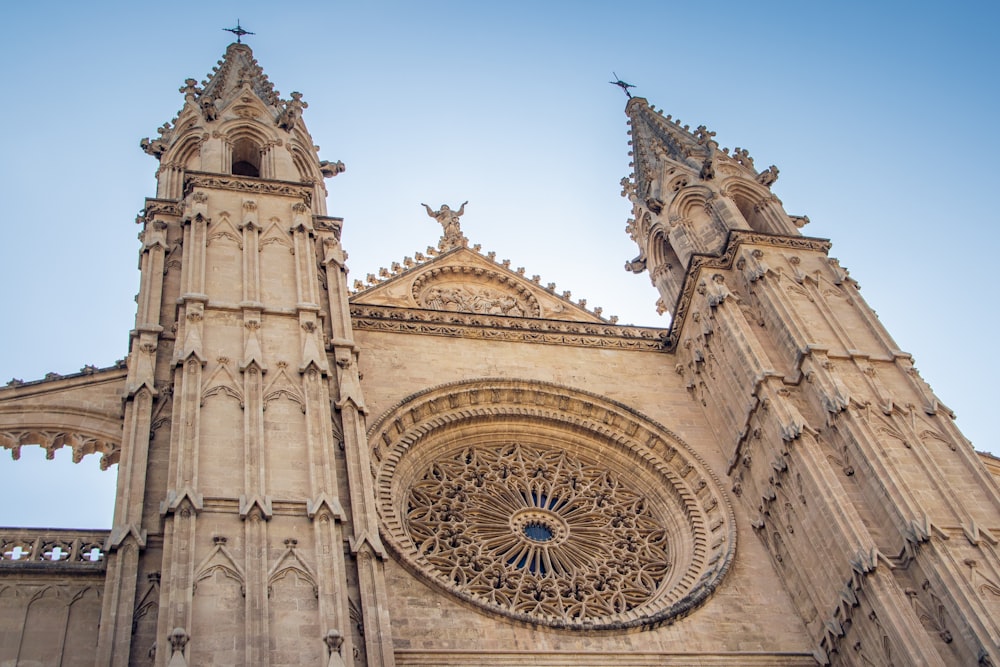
(207, 212, 243, 248)
(351, 247, 607, 324)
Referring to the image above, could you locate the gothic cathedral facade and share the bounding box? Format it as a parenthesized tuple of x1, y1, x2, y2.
(2, 42, 999, 667)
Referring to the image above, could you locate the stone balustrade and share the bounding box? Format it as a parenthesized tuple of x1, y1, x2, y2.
(0, 528, 109, 570)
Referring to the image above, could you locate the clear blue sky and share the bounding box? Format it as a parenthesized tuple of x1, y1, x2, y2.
(1, 2, 997, 528)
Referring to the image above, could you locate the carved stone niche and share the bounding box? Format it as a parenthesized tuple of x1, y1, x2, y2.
(368, 378, 736, 631)
(410, 267, 541, 318)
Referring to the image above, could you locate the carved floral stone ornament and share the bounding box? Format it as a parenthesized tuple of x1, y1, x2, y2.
(368, 379, 736, 630)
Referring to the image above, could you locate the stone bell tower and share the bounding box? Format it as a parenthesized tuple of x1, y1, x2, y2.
(95, 42, 392, 666)
(621, 97, 1000, 665)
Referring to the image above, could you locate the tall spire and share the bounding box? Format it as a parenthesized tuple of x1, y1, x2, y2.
(620, 96, 796, 320)
(199, 42, 282, 111)
(624, 97, 778, 205)
(97, 39, 363, 665)
(621, 94, 1000, 667)
(138, 43, 342, 210)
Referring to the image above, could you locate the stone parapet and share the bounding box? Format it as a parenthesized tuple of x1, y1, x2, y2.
(0, 528, 109, 572)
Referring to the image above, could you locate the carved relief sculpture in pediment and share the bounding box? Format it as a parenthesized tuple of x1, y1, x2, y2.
(411, 268, 541, 318)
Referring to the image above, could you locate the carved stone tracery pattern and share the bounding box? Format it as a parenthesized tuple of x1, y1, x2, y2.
(370, 379, 736, 631)
(0, 529, 108, 565)
(0, 428, 120, 469)
(406, 442, 671, 622)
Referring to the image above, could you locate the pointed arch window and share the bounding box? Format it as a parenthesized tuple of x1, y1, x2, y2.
(231, 137, 261, 177)
(732, 193, 762, 231)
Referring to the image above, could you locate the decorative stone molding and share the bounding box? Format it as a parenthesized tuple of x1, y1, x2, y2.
(183, 171, 313, 206)
(142, 198, 183, 220)
(351, 244, 617, 323)
(368, 379, 736, 630)
(350, 304, 666, 351)
(666, 230, 832, 349)
(0, 428, 119, 469)
(0, 363, 126, 392)
(313, 215, 343, 238)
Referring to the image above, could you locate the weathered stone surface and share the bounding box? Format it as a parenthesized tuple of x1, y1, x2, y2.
(0, 529, 107, 666)
(0, 45, 998, 667)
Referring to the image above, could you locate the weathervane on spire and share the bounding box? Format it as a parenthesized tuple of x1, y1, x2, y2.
(609, 72, 635, 99)
(223, 20, 254, 44)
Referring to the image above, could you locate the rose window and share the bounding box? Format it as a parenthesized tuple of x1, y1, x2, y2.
(371, 380, 736, 630)
(406, 443, 671, 620)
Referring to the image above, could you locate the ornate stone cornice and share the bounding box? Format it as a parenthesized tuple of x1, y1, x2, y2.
(350, 304, 667, 351)
(1, 363, 126, 395)
(667, 230, 832, 349)
(313, 215, 343, 238)
(183, 171, 313, 206)
(142, 198, 183, 220)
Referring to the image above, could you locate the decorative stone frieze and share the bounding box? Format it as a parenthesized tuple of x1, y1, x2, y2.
(350, 304, 666, 351)
(352, 243, 619, 324)
(183, 171, 314, 205)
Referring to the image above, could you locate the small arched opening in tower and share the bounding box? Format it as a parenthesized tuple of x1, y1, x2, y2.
(231, 137, 261, 177)
(731, 193, 766, 232)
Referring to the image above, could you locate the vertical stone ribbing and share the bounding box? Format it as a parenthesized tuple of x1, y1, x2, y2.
(626, 93, 1000, 666)
(320, 227, 395, 666)
(311, 227, 356, 661)
(150, 189, 212, 664)
(237, 192, 271, 665)
(96, 206, 171, 666)
(303, 367, 351, 660)
(242, 199, 261, 304)
(92, 41, 352, 666)
(97, 389, 152, 666)
(291, 203, 320, 308)
(244, 510, 269, 666)
(684, 242, 1000, 665)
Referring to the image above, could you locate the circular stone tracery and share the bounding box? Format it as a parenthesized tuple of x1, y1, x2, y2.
(511, 508, 567, 546)
(408, 444, 669, 594)
(520, 519, 555, 543)
(370, 379, 736, 630)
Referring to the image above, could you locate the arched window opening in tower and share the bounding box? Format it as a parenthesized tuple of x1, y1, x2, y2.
(232, 137, 261, 177)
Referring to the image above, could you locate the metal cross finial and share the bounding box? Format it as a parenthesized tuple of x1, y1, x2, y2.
(223, 20, 255, 44)
(609, 72, 635, 99)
